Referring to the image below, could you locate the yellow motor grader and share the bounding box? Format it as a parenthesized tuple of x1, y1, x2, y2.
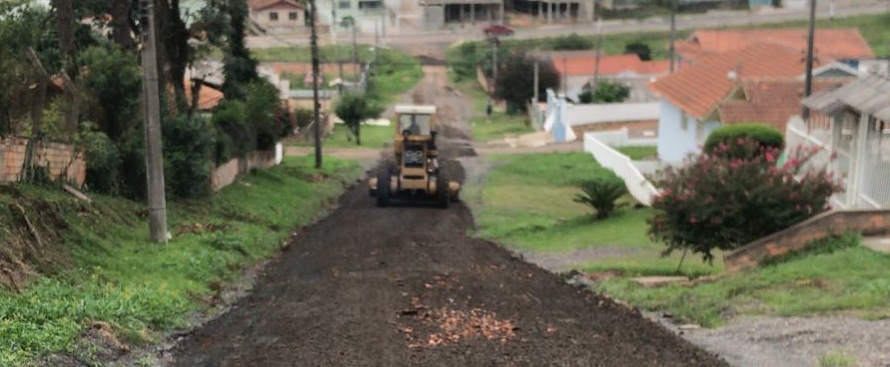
(369, 105, 460, 208)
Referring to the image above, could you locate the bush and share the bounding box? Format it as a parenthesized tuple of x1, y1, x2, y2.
(578, 81, 631, 104)
(647, 138, 843, 263)
(703, 123, 784, 160)
(573, 174, 627, 220)
(294, 108, 314, 128)
(163, 115, 215, 198)
(552, 33, 593, 50)
(245, 81, 282, 151)
(77, 124, 120, 194)
(211, 100, 251, 162)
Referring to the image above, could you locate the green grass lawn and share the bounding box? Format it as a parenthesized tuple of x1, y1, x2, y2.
(470, 151, 890, 328)
(290, 123, 393, 149)
(0, 156, 360, 366)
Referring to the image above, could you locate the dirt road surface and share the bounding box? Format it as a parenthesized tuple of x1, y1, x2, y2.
(170, 67, 728, 367)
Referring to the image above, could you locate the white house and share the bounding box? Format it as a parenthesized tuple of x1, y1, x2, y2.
(648, 43, 864, 165)
(799, 74, 890, 209)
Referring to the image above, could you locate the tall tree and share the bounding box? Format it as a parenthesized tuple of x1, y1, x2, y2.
(222, 0, 259, 100)
(109, 0, 136, 50)
(494, 53, 559, 113)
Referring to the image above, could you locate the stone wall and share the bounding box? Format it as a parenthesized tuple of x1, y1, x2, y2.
(0, 138, 86, 186)
(211, 142, 284, 191)
(724, 209, 890, 272)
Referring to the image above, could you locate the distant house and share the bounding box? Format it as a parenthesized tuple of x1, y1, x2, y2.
(799, 75, 890, 209)
(248, 0, 306, 33)
(673, 29, 874, 68)
(647, 43, 864, 165)
(546, 51, 670, 102)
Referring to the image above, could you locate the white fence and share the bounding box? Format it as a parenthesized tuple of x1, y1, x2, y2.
(583, 131, 660, 206)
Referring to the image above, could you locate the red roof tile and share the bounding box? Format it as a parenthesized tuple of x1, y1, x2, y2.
(676, 29, 873, 62)
(650, 43, 824, 119)
(551, 53, 671, 77)
(717, 80, 847, 132)
(184, 79, 224, 111)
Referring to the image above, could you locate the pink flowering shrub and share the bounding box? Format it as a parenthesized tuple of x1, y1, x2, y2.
(647, 137, 844, 263)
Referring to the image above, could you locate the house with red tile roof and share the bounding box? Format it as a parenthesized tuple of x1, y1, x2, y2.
(673, 28, 874, 67)
(544, 51, 671, 102)
(649, 42, 859, 164)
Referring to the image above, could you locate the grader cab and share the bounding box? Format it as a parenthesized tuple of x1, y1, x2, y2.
(369, 105, 460, 208)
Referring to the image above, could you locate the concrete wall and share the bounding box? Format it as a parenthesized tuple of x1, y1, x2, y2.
(656, 100, 720, 165)
(0, 138, 86, 186)
(724, 209, 890, 272)
(211, 142, 284, 191)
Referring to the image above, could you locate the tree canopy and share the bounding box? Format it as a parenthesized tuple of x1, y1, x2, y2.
(334, 93, 384, 146)
(495, 53, 560, 113)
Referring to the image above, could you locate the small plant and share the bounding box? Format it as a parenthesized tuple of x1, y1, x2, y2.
(573, 175, 627, 220)
(819, 351, 857, 367)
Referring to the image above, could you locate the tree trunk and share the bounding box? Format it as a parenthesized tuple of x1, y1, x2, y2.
(355, 123, 361, 146)
(53, 0, 76, 75)
(188, 78, 203, 119)
(110, 0, 136, 50)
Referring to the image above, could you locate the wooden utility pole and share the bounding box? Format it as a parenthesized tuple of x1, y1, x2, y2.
(801, 0, 817, 120)
(669, 0, 678, 72)
(310, 0, 323, 169)
(592, 17, 603, 100)
(139, 0, 168, 243)
(491, 36, 498, 97)
(533, 59, 539, 104)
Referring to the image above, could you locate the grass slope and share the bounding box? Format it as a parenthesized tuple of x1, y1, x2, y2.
(0, 156, 360, 366)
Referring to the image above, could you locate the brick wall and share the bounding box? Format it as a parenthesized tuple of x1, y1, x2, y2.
(724, 209, 890, 272)
(211, 142, 283, 191)
(0, 138, 86, 186)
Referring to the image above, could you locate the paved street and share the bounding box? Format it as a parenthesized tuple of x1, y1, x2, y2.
(246, 2, 889, 51)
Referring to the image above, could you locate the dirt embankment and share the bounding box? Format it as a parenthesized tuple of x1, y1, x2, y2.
(0, 185, 124, 292)
(169, 67, 729, 367)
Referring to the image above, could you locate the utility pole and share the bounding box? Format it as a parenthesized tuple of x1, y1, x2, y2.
(491, 36, 498, 97)
(331, 0, 337, 45)
(310, 0, 323, 169)
(533, 59, 539, 104)
(351, 19, 358, 78)
(801, 0, 817, 120)
(668, 0, 677, 72)
(139, 0, 168, 243)
(592, 17, 603, 100)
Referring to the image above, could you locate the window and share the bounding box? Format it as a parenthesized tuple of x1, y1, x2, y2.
(269, 12, 278, 21)
(289, 12, 298, 20)
(399, 114, 432, 136)
(338, 1, 351, 9)
(680, 112, 688, 131)
(696, 121, 706, 143)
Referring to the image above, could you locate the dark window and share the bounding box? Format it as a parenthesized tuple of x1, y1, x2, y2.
(269, 12, 278, 21)
(289, 12, 298, 20)
(338, 1, 350, 9)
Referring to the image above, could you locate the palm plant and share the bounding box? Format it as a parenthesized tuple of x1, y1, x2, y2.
(573, 176, 627, 220)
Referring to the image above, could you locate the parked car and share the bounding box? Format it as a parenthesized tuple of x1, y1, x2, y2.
(483, 24, 514, 37)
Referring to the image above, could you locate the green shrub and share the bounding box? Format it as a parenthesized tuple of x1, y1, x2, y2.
(648, 138, 843, 263)
(553, 33, 593, 50)
(573, 174, 627, 220)
(212, 100, 251, 161)
(703, 123, 784, 160)
(294, 108, 314, 128)
(163, 116, 215, 198)
(77, 124, 120, 194)
(245, 81, 282, 151)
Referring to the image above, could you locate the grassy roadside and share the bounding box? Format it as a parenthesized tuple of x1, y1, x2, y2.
(0, 156, 360, 366)
(449, 76, 535, 143)
(289, 124, 393, 149)
(467, 151, 890, 328)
